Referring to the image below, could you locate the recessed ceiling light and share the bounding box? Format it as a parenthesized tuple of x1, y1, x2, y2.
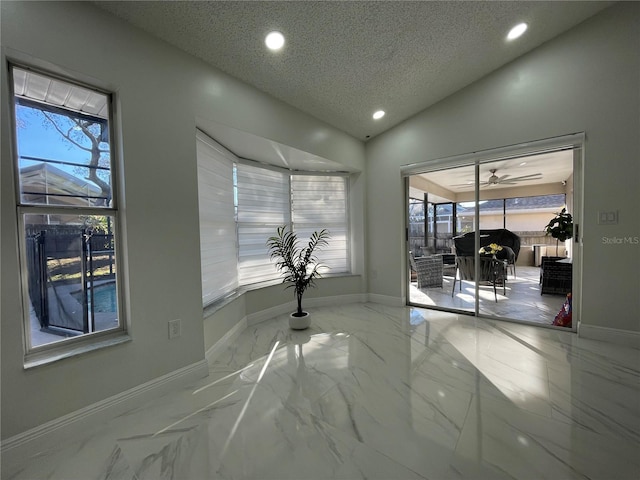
(507, 23, 528, 41)
(372, 110, 385, 120)
(265, 31, 285, 51)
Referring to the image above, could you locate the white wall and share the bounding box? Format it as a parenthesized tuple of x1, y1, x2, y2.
(0, 1, 365, 439)
(366, 3, 639, 332)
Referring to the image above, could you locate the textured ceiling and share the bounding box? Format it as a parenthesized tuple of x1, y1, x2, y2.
(93, 1, 613, 140)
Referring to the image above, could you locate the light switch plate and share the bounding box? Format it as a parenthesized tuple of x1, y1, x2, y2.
(598, 210, 618, 225)
(168, 319, 182, 339)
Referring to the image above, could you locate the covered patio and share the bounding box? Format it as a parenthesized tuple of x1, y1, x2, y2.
(410, 265, 567, 326)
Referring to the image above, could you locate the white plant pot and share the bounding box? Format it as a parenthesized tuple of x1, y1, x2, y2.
(289, 311, 311, 330)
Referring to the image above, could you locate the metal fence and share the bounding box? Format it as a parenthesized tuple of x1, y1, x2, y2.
(26, 227, 115, 336)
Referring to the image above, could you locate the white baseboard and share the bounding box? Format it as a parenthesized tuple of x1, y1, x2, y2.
(247, 301, 296, 325)
(247, 294, 367, 326)
(578, 323, 640, 349)
(1, 359, 209, 453)
(306, 293, 368, 308)
(367, 293, 405, 307)
(205, 317, 247, 363)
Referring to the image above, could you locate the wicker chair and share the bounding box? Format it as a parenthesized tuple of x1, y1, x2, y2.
(539, 256, 564, 284)
(540, 256, 571, 295)
(413, 255, 444, 289)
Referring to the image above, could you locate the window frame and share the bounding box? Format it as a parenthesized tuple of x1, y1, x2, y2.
(9, 63, 127, 362)
(234, 158, 351, 289)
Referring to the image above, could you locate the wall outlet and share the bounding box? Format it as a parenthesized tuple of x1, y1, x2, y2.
(168, 319, 182, 339)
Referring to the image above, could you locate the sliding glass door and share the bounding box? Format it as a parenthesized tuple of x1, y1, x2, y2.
(408, 164, 476, 314)
(405, 137, 582, 331)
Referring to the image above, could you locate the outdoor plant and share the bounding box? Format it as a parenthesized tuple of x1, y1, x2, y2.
(267, 226, 330, 317)
(544, 207, 573, 255)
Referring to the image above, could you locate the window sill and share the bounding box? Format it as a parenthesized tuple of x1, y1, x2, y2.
(24, 333, 131, 370)
(203, 272, 358, 319)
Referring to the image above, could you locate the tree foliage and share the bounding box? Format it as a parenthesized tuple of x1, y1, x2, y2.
(545, 207, 573, 255)
(544, 208, 573, 241)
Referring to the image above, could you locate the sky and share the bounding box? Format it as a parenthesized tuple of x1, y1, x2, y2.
(15, 104, 108, 178)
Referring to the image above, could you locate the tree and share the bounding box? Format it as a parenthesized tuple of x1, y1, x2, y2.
(40, 109, 111, 207)
(17, 102, 111, 207)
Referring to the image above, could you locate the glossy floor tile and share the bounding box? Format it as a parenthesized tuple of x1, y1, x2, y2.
(2, 303, 639, 479)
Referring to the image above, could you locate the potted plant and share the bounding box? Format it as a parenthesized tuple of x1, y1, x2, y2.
(544, 208, 573, 255)
(267, 225, 330, 329)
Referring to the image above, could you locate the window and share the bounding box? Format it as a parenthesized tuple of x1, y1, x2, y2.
(11, 65, 123, 352)
(234, 167, 350, 286)
(235, 162, 291, 285)
(196, 131, 238, 304)
(196, 133, 351, 304)
(291, 174, 349, 273)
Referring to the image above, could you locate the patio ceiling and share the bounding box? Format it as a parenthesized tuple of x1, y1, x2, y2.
(412, 149, 573, 202)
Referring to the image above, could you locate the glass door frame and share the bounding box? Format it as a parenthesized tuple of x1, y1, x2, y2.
(402, 134, 584, 331)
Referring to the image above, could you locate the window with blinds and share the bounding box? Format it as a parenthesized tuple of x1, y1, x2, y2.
(235, 162, 291, 285)
(196, 131, 238, 305)
(291, 174, 349, 273)
(197, 132, 351, 300)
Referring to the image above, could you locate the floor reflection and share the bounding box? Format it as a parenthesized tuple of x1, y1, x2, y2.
(3, 303, 638, 480)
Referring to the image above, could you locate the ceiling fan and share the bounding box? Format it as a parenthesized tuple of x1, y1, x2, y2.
(452, 169, 543, 188)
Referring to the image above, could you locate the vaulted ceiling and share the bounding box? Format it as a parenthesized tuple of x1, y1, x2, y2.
(93, 1, 613, 141)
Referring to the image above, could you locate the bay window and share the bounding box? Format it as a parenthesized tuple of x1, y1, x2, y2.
(197, 132, 350, 307)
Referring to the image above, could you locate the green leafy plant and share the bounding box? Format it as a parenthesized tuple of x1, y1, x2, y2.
(544, 208, 573, 255)
(267, 226, 330, 317)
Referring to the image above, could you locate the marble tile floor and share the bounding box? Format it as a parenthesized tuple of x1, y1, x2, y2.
(3, 303, 639, 479)
(410, 266, 567, 326)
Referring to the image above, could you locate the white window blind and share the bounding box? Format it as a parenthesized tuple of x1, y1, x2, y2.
(236, 162, 290, 285)
(291, 174, 349, 273)
(196, 131, 238, 305)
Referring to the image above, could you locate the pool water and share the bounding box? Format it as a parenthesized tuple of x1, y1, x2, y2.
(72, 282, 117, 313)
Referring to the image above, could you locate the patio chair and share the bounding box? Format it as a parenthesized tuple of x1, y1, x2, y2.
(540, 256, 571, 295)
(440, 253, 457, 278)
(409, 251, 418, 282)
(498, 245, 517, 278)
(539, 256, 564, 284)
(413, 255, 444, 289)
(451, 255, 507, 302)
